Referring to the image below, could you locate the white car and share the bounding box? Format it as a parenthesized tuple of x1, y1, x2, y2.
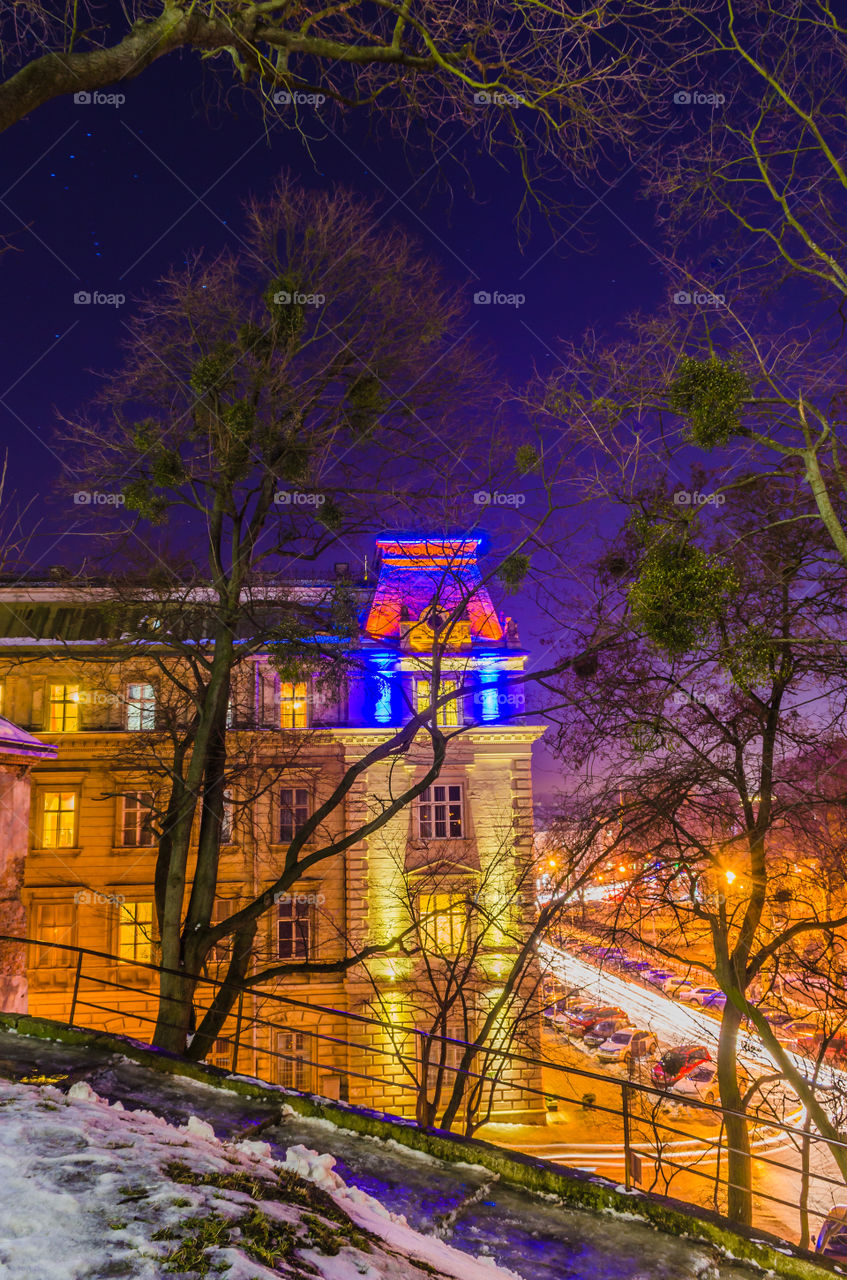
(679, 985, 722, 1006)
(669, 1062, 720, 1104)
(596, 1027, 658, 1065)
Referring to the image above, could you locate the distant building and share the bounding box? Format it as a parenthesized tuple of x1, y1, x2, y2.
(0, 537, 544, 1123)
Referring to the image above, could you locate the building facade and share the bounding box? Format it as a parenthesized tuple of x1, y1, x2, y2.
(0, 537, 545, 1125)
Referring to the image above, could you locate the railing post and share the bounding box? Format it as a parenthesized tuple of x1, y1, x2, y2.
(622, 1081, 632, 1191)
(68, 950, 83, 1027)
(231, 990, 244, 1075)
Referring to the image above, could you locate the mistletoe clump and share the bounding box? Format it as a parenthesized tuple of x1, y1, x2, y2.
(628, 534, 736, 654)
(668, 357, 750, 449)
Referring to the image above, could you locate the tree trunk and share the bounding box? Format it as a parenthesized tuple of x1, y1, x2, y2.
(153, 967, 196, 1053)
(716, 1000, 752, 1226)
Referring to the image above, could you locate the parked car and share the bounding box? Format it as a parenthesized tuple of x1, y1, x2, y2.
(816, 1206, 847, 1263)
(646, 969, 675, 987)
(702, 991, 727, 1011)
(679, 986, 723, 1006)
(665, 977, 696, 997)
(669, 1063, 721, 1105)
(569, 1006, 628, 1035)
(622, 959, 653, 974)
(583, 1014, 630, 1048)
(651, 1045, 711, 1088)
(669, 1061, 748, 1105)
(597, 1027, 658, 1066)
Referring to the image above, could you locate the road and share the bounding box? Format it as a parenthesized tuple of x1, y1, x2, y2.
(526, 942, 847, 1243)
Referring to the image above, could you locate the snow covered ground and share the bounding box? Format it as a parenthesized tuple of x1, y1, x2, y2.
(0, 1028, 778, 1279)
(0, 1073, 521, 1280)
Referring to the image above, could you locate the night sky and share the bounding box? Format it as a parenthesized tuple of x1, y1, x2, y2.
(0, 44, 670, 803)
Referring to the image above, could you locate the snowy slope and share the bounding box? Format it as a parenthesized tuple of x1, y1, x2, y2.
(0, 1075, 521, 1280)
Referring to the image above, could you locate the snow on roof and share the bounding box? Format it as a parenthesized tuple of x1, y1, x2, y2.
(0, 716, 56, 760)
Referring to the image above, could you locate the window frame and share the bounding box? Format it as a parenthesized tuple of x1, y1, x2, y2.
(47, 683, 79, 733)
(417, 784, 464, 840)
(276, 894, 311, 960)
(279, 787, 310, 844)
(125, 681, 156, 731)
(116, 899, 154, 964)
(121, 791, 156, 848)
(279, 680, 309, 729)
(275, 1028, 312, 1091)
(32, 901, 76, 967)
(418, 891, 469, 953)
(40, 789, 78, 849)
(414, 677, 461, 728)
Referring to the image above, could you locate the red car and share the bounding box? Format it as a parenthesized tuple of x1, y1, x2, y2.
(566, 1005, 626, 1034)
(809, 1032, 847, 1067)
(651, 1045, 711, 1088)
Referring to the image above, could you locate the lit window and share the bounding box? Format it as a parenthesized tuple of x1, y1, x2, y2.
(126, 682, 155, 731)
(275, 1028, 311, 1090)
(48, 684, 79, 732)
(279, 788, 310, 843)
(277, 896, 310, 959)
(418, 785, 463, 839)
(42, 791, 76, 848)
(0, 682, 5, 716)
(419, 893, 468, 953)
(280, 682, 309, 729)
(415, 677, 460, 727)
(117, 900, 153, 963)
(122, 792, 155, 847)
(34, 902, 75, 967)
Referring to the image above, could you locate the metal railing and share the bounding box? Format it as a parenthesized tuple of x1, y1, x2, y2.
(1, 931, 844, 1253)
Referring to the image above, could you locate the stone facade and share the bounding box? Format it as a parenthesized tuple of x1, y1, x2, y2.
(0, 538, 545, 1124)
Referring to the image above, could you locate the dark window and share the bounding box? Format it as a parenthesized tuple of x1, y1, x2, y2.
(418, 785, 463, 839)
(278, 897, 310, 959)
(279, 788, 310, 843)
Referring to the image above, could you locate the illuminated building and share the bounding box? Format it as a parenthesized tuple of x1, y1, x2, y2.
(0, 537, 544, 1123)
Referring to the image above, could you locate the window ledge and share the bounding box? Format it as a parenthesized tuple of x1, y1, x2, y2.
(33, 846, 83, 856)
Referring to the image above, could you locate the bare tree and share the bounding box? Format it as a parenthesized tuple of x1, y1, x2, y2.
(543, 471, 847, 1224)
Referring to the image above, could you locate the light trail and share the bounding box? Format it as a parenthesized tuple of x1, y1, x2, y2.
(539, 941, 840, 1093)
